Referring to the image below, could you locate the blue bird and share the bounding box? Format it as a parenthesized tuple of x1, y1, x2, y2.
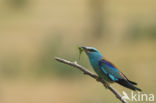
(81, 46, 141, 91)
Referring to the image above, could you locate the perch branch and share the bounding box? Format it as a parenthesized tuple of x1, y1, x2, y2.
(54, 57, 127, 103)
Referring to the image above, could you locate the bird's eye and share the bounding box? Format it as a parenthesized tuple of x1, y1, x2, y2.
(88, 49, 96, 52)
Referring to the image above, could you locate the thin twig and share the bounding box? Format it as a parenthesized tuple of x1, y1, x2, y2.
(54, 57, 127, 103)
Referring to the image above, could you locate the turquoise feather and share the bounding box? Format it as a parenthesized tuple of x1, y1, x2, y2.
(81, 46, 141, 91)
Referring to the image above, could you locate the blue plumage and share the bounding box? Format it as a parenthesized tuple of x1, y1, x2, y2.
(81, 46, 141, 91)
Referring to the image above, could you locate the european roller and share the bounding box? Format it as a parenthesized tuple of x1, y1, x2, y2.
(81, 46, 141, 91)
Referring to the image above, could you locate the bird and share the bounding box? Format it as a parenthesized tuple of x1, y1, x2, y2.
(81, 46, 141, 91)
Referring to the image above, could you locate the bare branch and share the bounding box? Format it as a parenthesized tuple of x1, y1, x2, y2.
(54, 57, 127, 103)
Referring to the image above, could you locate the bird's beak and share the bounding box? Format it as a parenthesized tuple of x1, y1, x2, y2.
(81, 46, 87, 50)
(81, 46, 89, 54)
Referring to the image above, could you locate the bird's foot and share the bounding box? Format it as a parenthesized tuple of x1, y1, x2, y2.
(95, 77, 109, 88)
(103, 82, 110, 89)
(96, 77, 101, 82)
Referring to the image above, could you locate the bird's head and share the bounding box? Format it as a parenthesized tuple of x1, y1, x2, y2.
(81, 46, 103, 60)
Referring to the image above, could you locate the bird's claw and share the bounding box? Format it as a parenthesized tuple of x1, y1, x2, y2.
(103, 82, 109, 88)
(96, 77, 109, 88)
(96, 77, 101, 82)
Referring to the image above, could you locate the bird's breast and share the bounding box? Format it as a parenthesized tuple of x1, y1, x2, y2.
(90, 59, 100, 71)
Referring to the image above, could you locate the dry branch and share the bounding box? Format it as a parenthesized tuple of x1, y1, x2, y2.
(54, 57, 127, 103)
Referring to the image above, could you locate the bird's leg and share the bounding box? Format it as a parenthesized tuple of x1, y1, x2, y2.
(96, 77, 101, 82)
(96, 77, 109, 88)
(103, 82, 110, 88)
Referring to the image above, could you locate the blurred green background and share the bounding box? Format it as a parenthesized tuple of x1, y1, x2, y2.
(0, 0, 156, 103)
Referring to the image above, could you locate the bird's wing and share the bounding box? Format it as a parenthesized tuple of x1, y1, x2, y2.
(99, 59, 127, 81)
(99, 59, 141, 91)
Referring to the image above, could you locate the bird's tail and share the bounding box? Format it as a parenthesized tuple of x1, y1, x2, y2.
(127, 80, 137, 85)
(117, 79, 142, 91)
